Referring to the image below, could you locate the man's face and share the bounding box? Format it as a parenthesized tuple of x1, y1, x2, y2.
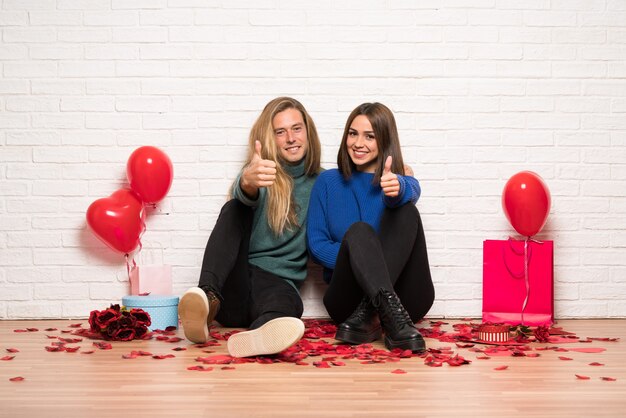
(272, 108, 308, 164)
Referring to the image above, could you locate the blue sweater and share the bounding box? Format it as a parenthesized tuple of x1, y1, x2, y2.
(306, 169, 421, 281)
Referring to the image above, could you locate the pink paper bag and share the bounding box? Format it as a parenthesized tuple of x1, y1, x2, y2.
(482, 239, 554, 326)
(129, 265, 173, 296)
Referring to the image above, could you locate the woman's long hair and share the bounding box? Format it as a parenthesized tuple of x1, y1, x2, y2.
(241, 97, 321, 236)
(337, 102, 405, 183)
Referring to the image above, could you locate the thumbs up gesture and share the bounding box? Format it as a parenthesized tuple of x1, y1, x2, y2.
(380, 155, 400, 197)
(241, 140, 277, 197)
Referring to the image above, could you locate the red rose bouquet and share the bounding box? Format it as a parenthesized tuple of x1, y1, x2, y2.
(88, 304, 151, 341)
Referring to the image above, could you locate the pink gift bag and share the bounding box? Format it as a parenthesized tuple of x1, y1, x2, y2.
(129, 265, 173, 296)
(482, 239, 554, 326)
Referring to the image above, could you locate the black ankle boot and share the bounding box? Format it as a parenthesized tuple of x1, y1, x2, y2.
(373, 288, 426, 352)
(335, 297, 382, 345)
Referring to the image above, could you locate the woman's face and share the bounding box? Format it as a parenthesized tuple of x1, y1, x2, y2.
(346, 115, 379, 173)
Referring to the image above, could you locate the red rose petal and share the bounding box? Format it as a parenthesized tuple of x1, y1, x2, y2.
(558, 356, 573, 361)
(6, 348, 19, 353)
(589, 362, 605, 366)
(331, 361, 346, 367)
(575, 374, 591, 380)
(1, 356, 15, 361)
(476, 356, 491, 360)
(26, 328, 39, 332)
(14, 329, 28, 333)
(44, 328, 58, 331)
(68, 323, 83, 328)
(81, 350, 95, 354)
(313, 361, 331, 368)
(45, 345, 65, 352)
(9, 376, 25, 382)
(172, 347, 187, 351)
(152, 354, 175, 359)
(139, 292, 151, 296)
(525, 353, 540, 358)
(64, 346, 80, 353)
(221, 366, 236, 370)
(187, 365, 213, 371)
(494, 365, 508, 371)
(569, 348, 606, 354)
(391, 369, 407, 374)
(600, 377, 616, 381)
(93, 342, 112, 350)
(196, 355, 233, 364)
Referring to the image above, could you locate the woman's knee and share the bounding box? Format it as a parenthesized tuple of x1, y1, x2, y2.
(344, 221, 376, 242)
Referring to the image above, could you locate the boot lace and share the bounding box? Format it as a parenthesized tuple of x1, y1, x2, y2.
(347, 297, 372, 322)
(378, 289, 414, 326)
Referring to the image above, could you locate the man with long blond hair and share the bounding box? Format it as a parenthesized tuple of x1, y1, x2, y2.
(179, 97, 322, 357)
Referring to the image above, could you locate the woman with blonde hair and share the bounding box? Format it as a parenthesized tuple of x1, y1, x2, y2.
(307, 102, 434, 352)
(179, 97, 321, 357)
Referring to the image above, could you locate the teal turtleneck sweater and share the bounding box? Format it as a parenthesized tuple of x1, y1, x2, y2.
(232, 160, 318, 289)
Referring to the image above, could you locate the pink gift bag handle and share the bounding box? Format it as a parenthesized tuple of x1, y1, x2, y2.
(502, 237, 533, 279)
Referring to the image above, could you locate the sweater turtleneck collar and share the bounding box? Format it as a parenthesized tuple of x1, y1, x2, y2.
(284, 159, 306, 178)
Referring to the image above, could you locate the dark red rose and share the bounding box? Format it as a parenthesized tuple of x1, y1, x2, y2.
(111, 328, 136, 341)
(117, 314, 136, 329)
(88, 310, 99, 331)
(533, 325, 550, 343)
(129, 309, 151, 328)
(135, 326, 148, 339)
(90, 308, 121, 332)
(106, 321, 120, 338)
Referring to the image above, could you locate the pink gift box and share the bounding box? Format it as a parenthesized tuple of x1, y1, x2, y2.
(129, 265, 173, 296)
(482, 239, 554, 326)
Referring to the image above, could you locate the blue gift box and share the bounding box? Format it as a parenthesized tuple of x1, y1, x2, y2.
(122, 295, 179, 331)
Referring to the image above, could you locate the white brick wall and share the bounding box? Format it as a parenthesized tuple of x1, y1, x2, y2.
(1, 1, 625, 320)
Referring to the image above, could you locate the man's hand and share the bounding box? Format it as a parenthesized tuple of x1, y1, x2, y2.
(380, 155, 400, 197)
(240, 140, 277, 198)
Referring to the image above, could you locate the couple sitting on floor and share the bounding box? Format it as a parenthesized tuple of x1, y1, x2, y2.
(178, 97, 435, 358)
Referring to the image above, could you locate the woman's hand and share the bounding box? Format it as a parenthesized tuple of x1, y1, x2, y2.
(380, 156, 400, 197)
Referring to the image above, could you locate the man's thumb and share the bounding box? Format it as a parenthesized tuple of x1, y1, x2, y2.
(383, 155, 392, 174)
(254, 140, 263, 159)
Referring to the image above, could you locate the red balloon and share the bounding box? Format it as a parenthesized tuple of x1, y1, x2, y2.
(126, 146, 173, 204)
(86, 189, 145, 254)
(502, 171, 551, 237)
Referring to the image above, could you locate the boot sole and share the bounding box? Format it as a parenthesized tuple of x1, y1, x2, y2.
(178, 288, 212, 344)
(227, 317, 305, 358)
(384, 335, 426, 353)
(335, 326, 382, 345)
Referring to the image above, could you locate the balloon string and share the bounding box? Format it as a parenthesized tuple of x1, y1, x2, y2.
(135, 204, 148, 268)
(521, 238, 529, 325)
(125, 253, 131, 281)
(520, 236, 544, 326)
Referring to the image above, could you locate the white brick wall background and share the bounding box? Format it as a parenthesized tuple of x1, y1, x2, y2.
(1, 1, 625, 320)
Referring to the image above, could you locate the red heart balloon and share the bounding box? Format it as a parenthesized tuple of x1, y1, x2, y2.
(502, 171, 551, 237)
(86, 189, 145, 254)
(127, 146, 173, 204)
